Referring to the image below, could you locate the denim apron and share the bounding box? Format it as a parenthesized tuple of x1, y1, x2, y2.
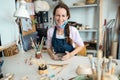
(52, 27, 74, 54)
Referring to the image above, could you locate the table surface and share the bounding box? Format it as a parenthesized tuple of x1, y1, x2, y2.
(1, 49, 120, 80)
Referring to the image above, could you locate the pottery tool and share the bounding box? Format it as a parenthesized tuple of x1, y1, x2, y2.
(88, 54, 96, 74)
(107, 56, 113, 74)
(30, 37, 36, 49)
(47, 63, 68, 66)
(48, 63, 68, 71)
(101, 57, 108, 80)
(39, 37, 44, 52)
(107, 56, 117, 75)
(21, 76, 29, 80)
(31, 58, 46, 67)
(97, 50, 103, 80)
(1, 73, 15, 80)
(55, 64, 67, 76)
(102, 57, 108, 72)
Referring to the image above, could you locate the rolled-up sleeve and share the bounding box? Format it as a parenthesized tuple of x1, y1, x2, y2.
(46, 27, 54, 48)
(70, 26, 84, 46)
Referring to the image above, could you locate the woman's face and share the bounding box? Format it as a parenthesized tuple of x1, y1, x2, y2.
(54, 8, 68, 26)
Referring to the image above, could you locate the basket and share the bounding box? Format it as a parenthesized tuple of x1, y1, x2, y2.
(3, 44, 19, 57)
(86, 0, 96, 4)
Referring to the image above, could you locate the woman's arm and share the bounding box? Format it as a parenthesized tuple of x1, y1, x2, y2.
(70, 45, 84, 56)
(47, 48, 60, 60)
(47, 48, 55, 58)
(46, 27, 60, 60)
(62, 26, 85, 60)
(62, 45, 84, 60)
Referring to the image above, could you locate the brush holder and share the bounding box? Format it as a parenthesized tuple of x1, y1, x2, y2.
(35, 51, 42, 59)
(38, 64, 48, 75)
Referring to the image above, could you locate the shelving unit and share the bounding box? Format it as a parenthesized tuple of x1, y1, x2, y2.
(68, 0, 100, 56)
(69, 4, 98, 8)
(79, 29, 97, 32)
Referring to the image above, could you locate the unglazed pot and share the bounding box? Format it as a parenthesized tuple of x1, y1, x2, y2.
(35, 51, 42, 59)
(76, 65, 92, 75)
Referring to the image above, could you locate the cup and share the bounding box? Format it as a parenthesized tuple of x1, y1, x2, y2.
(35, 51, 42, 59)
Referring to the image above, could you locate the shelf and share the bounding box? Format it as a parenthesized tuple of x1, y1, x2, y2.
(87, 49, 97, 56)
(78, 29, 97, 32)
(69, 4, 98, 8)
(87, 49, 97, 53)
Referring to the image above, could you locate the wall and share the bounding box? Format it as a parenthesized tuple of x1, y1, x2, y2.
(46, 0, 120, 26)
(103, 0, 120, 21)
(0, 0, 119, 45)
(45, 0, 120, 42)
(0, 0, 19, 45)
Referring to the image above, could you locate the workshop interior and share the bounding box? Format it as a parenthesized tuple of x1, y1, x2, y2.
(0, 0, 120, 80)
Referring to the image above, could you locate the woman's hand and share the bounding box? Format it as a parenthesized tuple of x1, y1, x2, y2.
(61, 51, 73, 61)
(51, 53, 61, 61)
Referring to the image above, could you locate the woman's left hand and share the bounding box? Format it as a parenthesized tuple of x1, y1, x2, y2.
(61, 51, 73, 60)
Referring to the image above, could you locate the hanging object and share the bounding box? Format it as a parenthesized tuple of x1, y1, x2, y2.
(102, 19, 116, 58)
(14, 0, 30, 19)
(34, 0, 50, 13)
(14, 0, 30, 52)
(116, 6, 120, 59)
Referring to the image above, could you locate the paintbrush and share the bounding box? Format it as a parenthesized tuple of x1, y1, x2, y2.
(88, 54, 96, 74)
(39, 37, 44, 52)
(55, 64, 68, 76)
(97, 50, 103, 80)
(30, 37, 36, 50)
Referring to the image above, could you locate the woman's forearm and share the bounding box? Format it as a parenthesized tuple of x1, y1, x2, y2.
(70, 46, 84, 56)
(47, 48, 55, 58)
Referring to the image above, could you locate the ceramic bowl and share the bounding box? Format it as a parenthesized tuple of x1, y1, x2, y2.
(76, 65, 92, 75)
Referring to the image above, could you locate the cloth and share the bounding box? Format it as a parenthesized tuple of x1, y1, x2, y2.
(52, 27, 74, 53)
(21, 19, 32, 31)
(46, 26, 84, 49)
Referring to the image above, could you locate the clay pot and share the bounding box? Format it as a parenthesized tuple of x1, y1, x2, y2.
(35, 51, 42, 59)
(76, 65, 92, 75)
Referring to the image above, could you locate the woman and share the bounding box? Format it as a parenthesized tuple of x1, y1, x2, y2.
(46, 2, 84, 61)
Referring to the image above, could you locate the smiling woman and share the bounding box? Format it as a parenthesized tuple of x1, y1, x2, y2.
(46, 2, 85, 61)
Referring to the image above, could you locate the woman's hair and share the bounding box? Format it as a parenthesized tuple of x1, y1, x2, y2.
(53, 2, 70, 19)
(53, 2, 72, 45)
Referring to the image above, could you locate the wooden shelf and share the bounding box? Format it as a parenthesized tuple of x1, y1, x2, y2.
(69, 4, 98, 8)
(87, 49, 97, 53)
(79, 29, 97, 32)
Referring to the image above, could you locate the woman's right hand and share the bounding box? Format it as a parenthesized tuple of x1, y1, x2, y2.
(46, 48, 61, 60)
(51, 54, 60, 60)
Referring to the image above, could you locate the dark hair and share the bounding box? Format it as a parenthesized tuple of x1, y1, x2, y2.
(53, 2, 70, 19)
(53, 2, 72, 45)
